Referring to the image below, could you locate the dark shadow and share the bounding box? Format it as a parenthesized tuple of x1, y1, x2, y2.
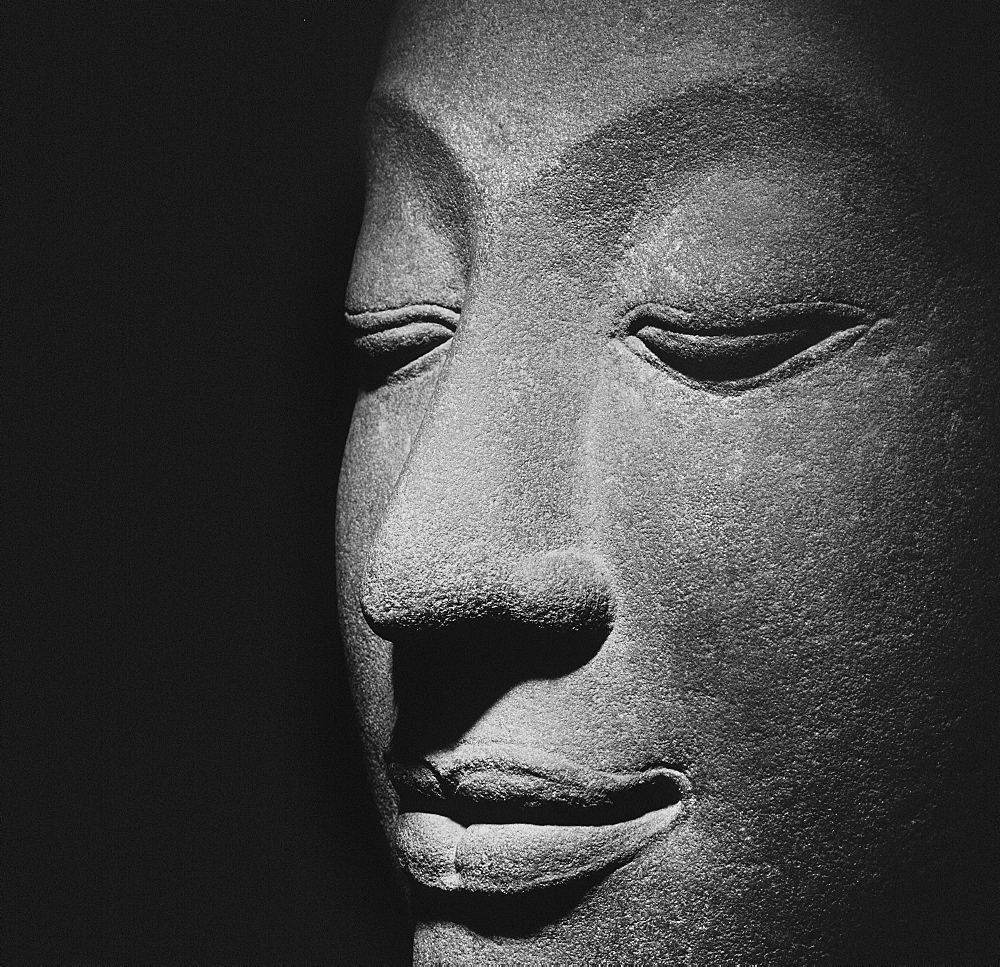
(410, 872, 602, 940)
(389, 620, 606, 761)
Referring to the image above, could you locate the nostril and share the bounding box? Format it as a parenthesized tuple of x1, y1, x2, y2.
(382, 547, 617, 753)
(359, 546, 616, 642)
(358, 578, 391, 639)
(358, 554, 427, 639)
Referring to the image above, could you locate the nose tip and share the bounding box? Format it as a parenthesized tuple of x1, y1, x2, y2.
(360, 546, 616, 642)
(504, 550, 616, 635)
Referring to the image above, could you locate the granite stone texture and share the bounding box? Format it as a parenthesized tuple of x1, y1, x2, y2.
(337, 1, 1000, 962)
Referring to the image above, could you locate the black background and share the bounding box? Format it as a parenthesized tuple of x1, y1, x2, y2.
(7, 4, 1000, 965)
(7, 3, 409, 963)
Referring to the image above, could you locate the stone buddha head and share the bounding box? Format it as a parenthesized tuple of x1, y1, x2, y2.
(337, 0, 999, 961)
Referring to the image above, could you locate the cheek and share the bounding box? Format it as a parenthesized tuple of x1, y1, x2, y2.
(574, 330, 997, 951)
(590, 331, 993, 820)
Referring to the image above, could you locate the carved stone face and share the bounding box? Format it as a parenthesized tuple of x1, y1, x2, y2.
(338, 0, 999, 962)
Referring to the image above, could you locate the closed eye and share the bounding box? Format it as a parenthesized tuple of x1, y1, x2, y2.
(346, 304, 458, 386)
(622, 302, 875, 391)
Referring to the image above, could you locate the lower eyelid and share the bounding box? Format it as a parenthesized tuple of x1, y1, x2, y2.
(635, 325, 836, 360)
(347, 306, 459, 384)
(623, 322, 871, 389)
(353, 319, 455, 386)
(353, 321, 454, 356)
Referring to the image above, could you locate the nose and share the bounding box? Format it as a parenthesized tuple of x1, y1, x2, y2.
(362, 544, 615, 641)
(358, 297, 616, 667)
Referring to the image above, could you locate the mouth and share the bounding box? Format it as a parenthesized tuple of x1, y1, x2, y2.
(388, 744, 690, 896)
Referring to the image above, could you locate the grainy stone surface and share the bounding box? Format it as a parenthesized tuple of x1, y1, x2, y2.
(337, 1, 1000, 962)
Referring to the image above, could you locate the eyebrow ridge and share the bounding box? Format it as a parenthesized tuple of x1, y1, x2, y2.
(365, 87, 476, 263)
(579, 72, 911, 172)
(535, 75, 921, 243)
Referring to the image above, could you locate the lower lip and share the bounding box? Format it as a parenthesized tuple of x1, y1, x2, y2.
(394, 803, 685, 895)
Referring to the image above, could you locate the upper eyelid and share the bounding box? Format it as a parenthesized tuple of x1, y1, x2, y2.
(345, 303, 460, 336)
(620, 300, 878, 334)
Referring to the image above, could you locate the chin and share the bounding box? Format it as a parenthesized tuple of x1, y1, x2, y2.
(404, 827, 996, 966)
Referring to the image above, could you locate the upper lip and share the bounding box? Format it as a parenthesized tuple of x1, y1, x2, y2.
(388, 743, 689, 827)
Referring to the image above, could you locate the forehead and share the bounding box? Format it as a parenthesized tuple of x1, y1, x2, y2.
(373, 0, 910, 196)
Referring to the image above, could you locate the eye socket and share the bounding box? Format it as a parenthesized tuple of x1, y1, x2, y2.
(347, 305, 458, 386)
(623, 302, 874, 391)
